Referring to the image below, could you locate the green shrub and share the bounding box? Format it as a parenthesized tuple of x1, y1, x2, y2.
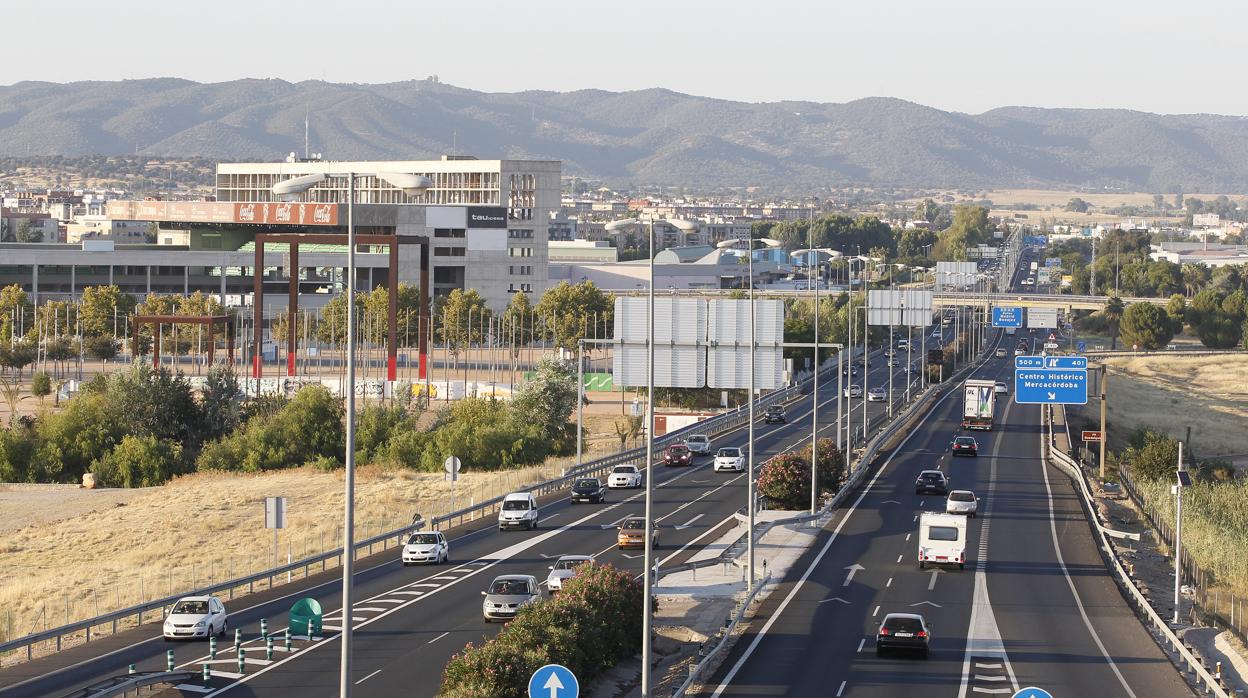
(197, 385, 343, 473)
(1124, 429, 1181, 481)
(440, 563, 642, 698)
(91, 434, 183, 488)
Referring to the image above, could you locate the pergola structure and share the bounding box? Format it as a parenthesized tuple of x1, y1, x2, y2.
(252, 233, 431, 382)
(131, 314, 236, 367)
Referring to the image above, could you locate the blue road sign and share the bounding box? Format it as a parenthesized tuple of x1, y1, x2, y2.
(1014, 355, 1044, 369)
(1025, 235, 1048, 246)
(992, 307, 1024, 328)
(529, 664, 579, 698)
(1076, 340, 1086, 353)
(1045, 257, 1061, 268)
(1015, 367, 1088, 404)
(1013, 689, 1054, 698)
(1040, 355, 1087, 369)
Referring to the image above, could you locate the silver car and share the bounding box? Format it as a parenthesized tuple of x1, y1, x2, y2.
(867, 387, 887, 402)
(545, 555, 593, 592)
(946, 490, 979, 517)
(684, 434, 712, 455)
(482, 575, 540, 622)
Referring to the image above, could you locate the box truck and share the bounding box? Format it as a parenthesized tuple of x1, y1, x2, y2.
(961, 378, 996, 431)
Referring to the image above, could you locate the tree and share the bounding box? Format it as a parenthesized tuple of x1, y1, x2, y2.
(1103, 297, 1125, 349)
(510, 356, 579, 447)
(1182, 263, 1210, 296)
(78, 285, 135, 338)
(1165, 294, 1187, 333)
(200, 366, 242, 442)
(1065, 197, 1090, 213)
(1119, 303, 1174, 350)
(90, 434, 182, 488)
(501, 291, 535, 353)
(0, 285, 32, 345)
(935, 205, 991, 260)
(1153, 194, 1166, 211)
(1124, 429, 1181, 481)
(534, 281, 613, 352)
(15, 220, 42, 243)
(82, 335, 120, 362)
(436, 288, 490, 357)
(31, 372, 50, 405)
(613, 416, 643, 450)
(915, 199, 941, 223)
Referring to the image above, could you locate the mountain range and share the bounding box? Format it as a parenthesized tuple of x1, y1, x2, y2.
(1, 78, 1247, 192)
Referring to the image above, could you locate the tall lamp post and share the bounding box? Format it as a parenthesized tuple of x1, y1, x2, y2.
(272, 171, 432, 697)
(606, 217, 697, 698)
(717, 236, 782, 595)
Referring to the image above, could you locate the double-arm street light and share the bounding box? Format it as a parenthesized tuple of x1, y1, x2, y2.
(271, 171, 432, 698)
(605, 217, 696, 698)
(717, 236, 782, 596)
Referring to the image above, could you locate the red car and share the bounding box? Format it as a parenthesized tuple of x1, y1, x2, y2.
(663, 444, 693, 466)
(951, 436, 979, 457)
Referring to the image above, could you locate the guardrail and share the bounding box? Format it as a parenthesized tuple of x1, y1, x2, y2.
(63, 671, 197, 698)
(1045, 407, 1229, 697)
(0, 348, 865, 665)
(670, 571, 773, 697)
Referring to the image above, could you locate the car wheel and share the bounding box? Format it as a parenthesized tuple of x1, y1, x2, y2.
(483, 617, 491, 623)
(959, 563, 965, 570)
(920, 648, 930, 660)
(918, 561, 926, 570)
(220, 620, 228, 637)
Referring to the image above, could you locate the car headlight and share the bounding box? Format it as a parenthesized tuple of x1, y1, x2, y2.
(194, 621, 205, 627)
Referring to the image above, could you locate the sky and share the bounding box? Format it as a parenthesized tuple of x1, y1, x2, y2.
(5, 0, 1244, 116)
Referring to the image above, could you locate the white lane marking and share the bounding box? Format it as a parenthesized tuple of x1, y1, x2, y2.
(820, 597, 850, 605)
(1037, 413, 1139, 698)
(837, 680, 847, 696)
(842, 564, 865, 586)
(856, 638, 865, 653)
(353, 607, 387, 612)
(430, 576, 457, 581)
(674, 513, 704, 530)
(872, 605, 880, 617)
(971, 688, 1011, 694)
(974, 674, 1008, 681)
(885, 577, 893, 588)
(928, 569, 940, 590)
(896, 554, 903, 563)
(974, 661, 1002, 669)
(905, 533, 911, 542)
(394, 590, 424, 596)
(355, 669, 382, 685)
(707, 344, 979, 698)
(427, 631, 450, 644)
(372, 599, 404, 604)
(410, 583, 440, 588)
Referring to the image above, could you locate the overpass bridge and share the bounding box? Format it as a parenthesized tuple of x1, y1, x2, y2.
(932, 291, 1168, 311)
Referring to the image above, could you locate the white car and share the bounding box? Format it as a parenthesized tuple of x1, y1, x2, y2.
(608, 464, 644, 489)
(402, 531, 449, 565)
(867, 387, 887, 402)
(684, 434, 712, 455)
(946, 490, 979, 517)
(994, 382, 1008, 395)
(545, 554, 593, 592)
(844, 384, 863, 398)
(714, 447, 746, 472)
(498, 492, 540, 530)
(163, 596, 227, 640)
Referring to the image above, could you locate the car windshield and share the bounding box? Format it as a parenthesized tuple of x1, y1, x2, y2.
(950, 492, 975, 502)
(555, 558, 588, 571)
(407, 533, 439, 545)
(502, 500, 531, 511)
(767, 406, 782, 413)
(883, 617, 925, 633)
(687, 436, 707, 443)
(668, 446, 689, 454)
(613, 466, 636, 474)
(928, 526, 960, 541)
(920, 472, 943, 481)
(955, 438, 975, 446)
(717, 448, 741, 457)
(489, 579, 531, 595)
(622, 518, 645, 530)
(575, 479, 598, 489)
(172, 600, 208, 615)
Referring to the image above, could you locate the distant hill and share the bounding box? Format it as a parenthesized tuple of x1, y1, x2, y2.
(1, 78, 1246, 191)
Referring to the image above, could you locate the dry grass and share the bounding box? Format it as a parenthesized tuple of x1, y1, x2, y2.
(1074, 354, 1248, 459)
(0, 461, 571, 662)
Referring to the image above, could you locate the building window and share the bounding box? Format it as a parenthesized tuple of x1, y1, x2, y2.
(434, 247, 465, 257)
(434, 228, 465, 238)
(508, 229, 533, 239)
(508, 246, 533, 257)
(509, 265, 532, 276)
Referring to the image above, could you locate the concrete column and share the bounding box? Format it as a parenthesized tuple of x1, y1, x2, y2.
(146, 266, 152, 295)
(184, 266, 189, 296)
(31, 265, 39, 306)
(70, 265, 76, 300)
(109, 265, 114, 286)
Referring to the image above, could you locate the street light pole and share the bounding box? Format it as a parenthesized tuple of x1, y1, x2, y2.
(340, 173, 357, 698)
(747, 241, 757, 591)
(641, 219, 656, 697)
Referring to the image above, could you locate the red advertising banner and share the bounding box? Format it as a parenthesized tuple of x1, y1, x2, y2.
(104, 200, 339, 226)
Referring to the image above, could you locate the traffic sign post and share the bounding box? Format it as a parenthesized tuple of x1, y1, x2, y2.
(444, 455, 462, 513)
(529, 664, 579, 698)
(991, 307, 1024, 328)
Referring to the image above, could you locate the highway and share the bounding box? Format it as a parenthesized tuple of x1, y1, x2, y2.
(0, 323, 947, 697)
(699, 263, 1194, 696)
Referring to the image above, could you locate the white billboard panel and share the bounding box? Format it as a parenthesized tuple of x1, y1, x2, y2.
(867, 289, 933, 327)
(706, 299, 785, 389)
(612, 297, 706, 388)
(935, 261, 977, 291)
(1027, 307, 1058, 329)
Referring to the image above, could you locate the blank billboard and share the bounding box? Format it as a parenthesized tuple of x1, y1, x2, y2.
(706, 299, 784, 389)
(612, 297, 707, 388)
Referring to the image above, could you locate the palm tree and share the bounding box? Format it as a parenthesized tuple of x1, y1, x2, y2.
(1182, 263, 1209, 297)
(1104, 296, 1125, 350)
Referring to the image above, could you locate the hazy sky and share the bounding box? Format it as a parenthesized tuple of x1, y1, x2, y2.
(6, 0, 1243, 115)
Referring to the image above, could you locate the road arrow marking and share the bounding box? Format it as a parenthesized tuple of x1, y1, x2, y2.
(928, 569, 941, 590)
(622, 553, 643, 559)
(910, 600, 943, 608)
(674, 513, 704, 530)
(819, 596, 851, 604)
(881, 499, 901, 504)
(600, 515, 632, 530)
(842, 564, 865, 587)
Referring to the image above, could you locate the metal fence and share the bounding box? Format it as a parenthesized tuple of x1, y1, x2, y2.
(1047, 407, 1229, 697)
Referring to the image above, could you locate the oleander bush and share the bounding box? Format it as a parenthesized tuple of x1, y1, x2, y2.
(440, 563, 643, 698)
(756, 438, 844, 509)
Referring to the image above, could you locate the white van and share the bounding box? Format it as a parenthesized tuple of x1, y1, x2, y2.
(917, 512, 968, 570)
(897, 338, 909, 349)
(498, 492, 539, 531)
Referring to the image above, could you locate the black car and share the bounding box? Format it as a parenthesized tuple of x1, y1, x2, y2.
(915, 470, 948, 495)
(876, 613, 930, 658)
(763, 405, 787, 424)
(951, 436, 979, 457)
(570, 477, 607, 504)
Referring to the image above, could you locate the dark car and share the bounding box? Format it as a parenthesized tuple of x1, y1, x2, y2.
(951, 436, 979, 457)
(663, 444, 693, 467)
(570, 477, 607, 504)
(763, 405, 787, 424)
(915, 470, 948, 495)
(876, 613, 930, 658)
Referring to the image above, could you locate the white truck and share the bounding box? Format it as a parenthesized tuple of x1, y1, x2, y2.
(961, 378, 996, 431)
(918, 512, 968, 570)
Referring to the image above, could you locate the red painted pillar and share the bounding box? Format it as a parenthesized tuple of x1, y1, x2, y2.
(253, 238, 264, 380)
(287, 242, 299, 377)
(387, 238, 398, 382)
(418, 239, 430, 380)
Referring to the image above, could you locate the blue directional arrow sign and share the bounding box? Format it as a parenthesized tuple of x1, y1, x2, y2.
(1076, 340, 1086, 354)
(992, 306, 1024, 328)
(1013, 688, 1054, 698)
(1015, 366, 1088, 404)
(529, 664, 579, 698)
